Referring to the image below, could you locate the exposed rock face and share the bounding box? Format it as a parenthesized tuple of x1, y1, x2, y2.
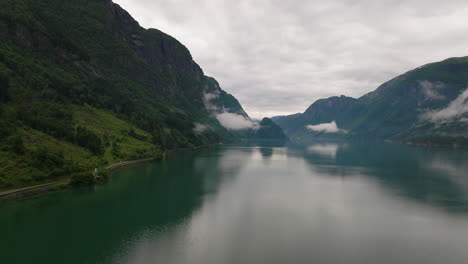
(0, 0, 281, 188)
(1, 0, 290, 153)
(202, 77, 249, 117)
(111, 3, 140, 31)
(0, 0, 253, 149)
(106, 0, 241, 112)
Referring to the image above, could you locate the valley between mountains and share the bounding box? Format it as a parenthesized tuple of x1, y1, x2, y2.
(1, 0, 468, 191)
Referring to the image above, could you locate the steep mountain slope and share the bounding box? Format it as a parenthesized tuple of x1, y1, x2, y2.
(271, 113, 300, 127)
(274, 57, 468, 145)
(342, 57, 468, 140)
(249, 118, 288, 141)
(0, 0, 259, 188)
(273, 96, 356, 142)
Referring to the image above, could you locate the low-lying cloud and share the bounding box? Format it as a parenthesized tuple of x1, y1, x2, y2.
(193, 123, 209, 133)
(204, 92, 257, 130)
(216, 112, 257, 130)
(423, 88, 468, 123)
(203, 92, 222, 112)
(419, 80, 446, 100)
(306, 121, 346, 133)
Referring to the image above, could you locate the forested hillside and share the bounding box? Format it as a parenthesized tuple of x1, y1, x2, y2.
(274, 57, 468, 146)
(0, 0, 254, 188)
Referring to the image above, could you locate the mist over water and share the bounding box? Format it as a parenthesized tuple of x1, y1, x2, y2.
(2, 144, 468, 264)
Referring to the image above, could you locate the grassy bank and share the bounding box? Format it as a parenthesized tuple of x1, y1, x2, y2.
(0, 104, 163, 189)
(0, 155, 161, 204)
(0, 142, 226, 204)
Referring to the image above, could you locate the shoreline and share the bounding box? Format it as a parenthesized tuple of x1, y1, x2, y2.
(0, 143, 222, 204)
(0, 157, 159, 204)
(105, 157, 156, 172)
(0, 181, 70, 204)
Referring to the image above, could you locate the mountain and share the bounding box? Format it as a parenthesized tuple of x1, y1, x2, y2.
(273, 96, 356, 142)
(273, 57, 468, 146)
(0, 0, 272, 188)
(270, 113, 301, 135)
(250, 118, 288, 141)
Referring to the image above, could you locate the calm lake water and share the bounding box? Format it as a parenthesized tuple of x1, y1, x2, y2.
(2, 143, 468, 264)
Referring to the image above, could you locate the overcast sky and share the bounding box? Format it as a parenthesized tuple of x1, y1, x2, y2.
(114, 0, 468, 118)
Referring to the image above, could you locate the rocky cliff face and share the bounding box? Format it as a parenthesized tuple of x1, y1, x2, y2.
(1, 0, 249, 138)
(0, 0, 266, 187)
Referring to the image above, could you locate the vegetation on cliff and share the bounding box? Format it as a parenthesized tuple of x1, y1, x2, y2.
(0, 0, 254, 188)
(273, 57, 468, 146)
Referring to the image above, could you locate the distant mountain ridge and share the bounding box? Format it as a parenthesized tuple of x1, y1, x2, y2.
(250, 118, 288, 141)
(273, 56, 468, 146)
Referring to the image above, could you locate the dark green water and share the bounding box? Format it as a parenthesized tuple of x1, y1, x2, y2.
(2, 143, 468, 264)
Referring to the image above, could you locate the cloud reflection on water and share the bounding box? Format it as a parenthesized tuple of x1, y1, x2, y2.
(116, 145, 468, 264)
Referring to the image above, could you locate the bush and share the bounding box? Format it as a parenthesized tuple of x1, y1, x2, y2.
(74, 126, 104, 155)
(29, 147, 65, 169)
(128, 128, 147, 141)
(152, 146, 166, 160)
(8, 135, 25, 154)
(111, 142, 121, 158)
(95, 167, 109, 183)
(0, 73, 10, 102)
(17, 103, 75, 140)
(0, 120, 11, 139)
(70, 171, 95, 186)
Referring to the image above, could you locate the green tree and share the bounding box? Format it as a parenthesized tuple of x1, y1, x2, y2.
(70, 171, 95, 186)
(74, 126, 104, 155)
(9, 135, 25, 155)
(0, 74, 9, 102)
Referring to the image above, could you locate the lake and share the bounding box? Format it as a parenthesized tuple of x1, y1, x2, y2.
(2, 143, 468, 264)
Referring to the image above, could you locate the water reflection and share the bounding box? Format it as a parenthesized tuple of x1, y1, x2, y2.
(427, 152, 468, 190)
(307, 143, 341, 158)
(115, 145, 468, 264)
(0, 147, 249, 264)
(2, 144, 468, 264)
(259, 147, 274, 158)
(298, 143, 468, 213)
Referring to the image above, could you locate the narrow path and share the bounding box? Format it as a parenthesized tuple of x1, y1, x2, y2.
(0, 180, 69, 197)
(1, 145, 216, 199)
(0, 158, 152, 197)
(105, 160, 140, 170)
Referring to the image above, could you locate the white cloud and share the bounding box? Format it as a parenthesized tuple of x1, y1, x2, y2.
(203, 92, 256, 130)
(193, 123, 209, 133)
(216, 112, 257, 130)
(203, 92, 221, 112)
(305, 121, 346, 133)
(423, 88, 468, 123)
(204, 92, 219, 101)
(418, 80, 446, 100)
